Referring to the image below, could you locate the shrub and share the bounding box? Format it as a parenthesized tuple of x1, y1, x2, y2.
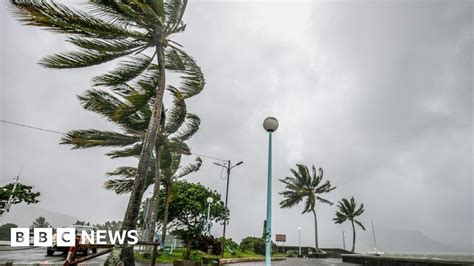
(239, 236, 277, 255)
(217, 237, 239, 251)
(239, 236, 261, 251)
(286, 250, 298, 258)
(192, 235, 222, 255)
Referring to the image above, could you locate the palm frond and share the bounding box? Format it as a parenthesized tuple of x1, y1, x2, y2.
(174, 157, 202, 179)
(168, 47, 205, 99)
(316, 196, 334, 206)
(172, 113, 200, 141)
(92, 54, 154, 86)
(60, 129, 139, 149)
(164, 0, 187, 31)
(106, 143, 143, 158)
(104, 177, 134, 194)
(67, 37, 146, 53)
(354, 220, 366, 231)
(164, 88, 186, 134)
(39, 49, 133, 69)
(10, 0, 147, 39)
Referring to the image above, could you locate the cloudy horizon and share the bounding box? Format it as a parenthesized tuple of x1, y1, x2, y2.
(1, 0, 472, 252)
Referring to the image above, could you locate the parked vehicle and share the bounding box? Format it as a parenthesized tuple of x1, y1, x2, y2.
(47, 225, 97, 256)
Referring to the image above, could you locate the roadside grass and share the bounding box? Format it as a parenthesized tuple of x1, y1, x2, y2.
(135, 248, 285, 263)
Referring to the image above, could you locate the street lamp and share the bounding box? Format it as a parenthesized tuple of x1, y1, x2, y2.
(206, 197, 214, 235)
(263, 117, 278, 266)
(298, 227, 302, 256)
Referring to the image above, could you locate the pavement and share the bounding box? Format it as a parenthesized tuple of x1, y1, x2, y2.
(232, 258, 358, 265)
(0, 247, 358, 265)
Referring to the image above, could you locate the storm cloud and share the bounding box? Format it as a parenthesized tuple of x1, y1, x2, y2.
(1, 0, 472, 252)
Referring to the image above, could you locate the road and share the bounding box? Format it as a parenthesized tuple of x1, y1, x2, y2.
(0, 247, 358, 265)
(0, 246, 108, 265)
(233, 258, 358, 266)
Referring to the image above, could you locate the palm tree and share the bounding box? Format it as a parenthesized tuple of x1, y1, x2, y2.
(9, 1, 202, 263)
(106, 153, 202, 244)
(30, 216, 51, 228)
(158, 154, 201, 243)
(279, 164, 336, 252)
(61, 84, 200, 243)
(333, 197, 365, 253)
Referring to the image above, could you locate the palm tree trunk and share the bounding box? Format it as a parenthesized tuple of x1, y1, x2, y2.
(161, 183, 171, 244)
(118, 45, 166, 265)
(149, 143, 162, 265)
(148, 143, 162, 241)
(351, 220, 356, 253)
(311, 209, 319, 252)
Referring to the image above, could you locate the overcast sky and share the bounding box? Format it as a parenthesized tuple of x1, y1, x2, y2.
(1, 0, 472, 251)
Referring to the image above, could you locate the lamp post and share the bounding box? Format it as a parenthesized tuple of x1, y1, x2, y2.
(298, 227, 302, 256)
(342, 231, 346, 250)
(206, 197, 214, 235)
(263, 117, 278, 266)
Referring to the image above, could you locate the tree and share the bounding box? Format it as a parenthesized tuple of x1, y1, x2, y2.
(279, 164, 336, 252)
(31, 216, 51, 228)
(0, 223, 18, 240)
(158, 155, 201, 244)
(333, 197, 366, 253)
(74, 220, 91, 226)
(156, 181, 228, 259)
(61, 84, 200, 245)
(0, 182, 40, 214)
(9, 1, 203, 263)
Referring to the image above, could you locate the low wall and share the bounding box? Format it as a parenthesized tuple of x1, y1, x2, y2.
(342, 254, 474, 266)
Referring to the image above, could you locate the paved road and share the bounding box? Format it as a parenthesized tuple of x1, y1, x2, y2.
(0, 247, 358, 265)
(0, 246, 109, 265)
(233, 258, 358, 266)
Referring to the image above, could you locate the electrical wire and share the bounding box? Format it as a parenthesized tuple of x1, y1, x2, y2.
(0, 119, 64, 135)
(1, 119, 228, 163)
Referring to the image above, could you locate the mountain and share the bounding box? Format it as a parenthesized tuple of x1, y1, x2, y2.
(0, 204, 78, 228)
(356, 228, 471, 254)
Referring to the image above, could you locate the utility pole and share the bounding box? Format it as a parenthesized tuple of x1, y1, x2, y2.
(1, 167, 22, 216)
(214, 160, 243, 257)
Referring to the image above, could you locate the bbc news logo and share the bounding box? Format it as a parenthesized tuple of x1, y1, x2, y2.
(11, 228, 138, 247)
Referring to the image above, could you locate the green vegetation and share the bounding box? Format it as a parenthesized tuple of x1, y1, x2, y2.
(239, 236, 277, 256)
(30, 216, 51, 228)
(0, 182, 40, 214)
(135, 247, 285, 264)
(0, 223, 18, 241)
(9, 0, 203, 263)
(333, 197, 366, 253)
(279, 164, 336, 252)
(155, 181, 228, 259)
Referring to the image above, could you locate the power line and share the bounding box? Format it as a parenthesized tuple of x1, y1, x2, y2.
(1, 119, 227, 162)
(190, 152, 226, 162)
(0, 119, 64, 135)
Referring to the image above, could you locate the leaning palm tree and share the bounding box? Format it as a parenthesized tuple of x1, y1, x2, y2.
(61, 84, 200, 243)
(279, 164, 336, 252)
(333, 197, 365, 253)
(106, 153, 202, 244)
(9, 1, 202, 263)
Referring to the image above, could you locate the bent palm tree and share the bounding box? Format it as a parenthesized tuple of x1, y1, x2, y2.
(61, 83, 200, 242)
(333, 197, 365, 253)
(279, 164, 336, 252)
(106, 153, 202, 244)
(10, 1, 202, 263)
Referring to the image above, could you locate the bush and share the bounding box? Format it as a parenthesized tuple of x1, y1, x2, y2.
(192, 235, 222, 255)
(286, 250, 298, 258)
(239, 236, 260, 251)
(217, 237, 239, 251)
(239, 236, 277, 255)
